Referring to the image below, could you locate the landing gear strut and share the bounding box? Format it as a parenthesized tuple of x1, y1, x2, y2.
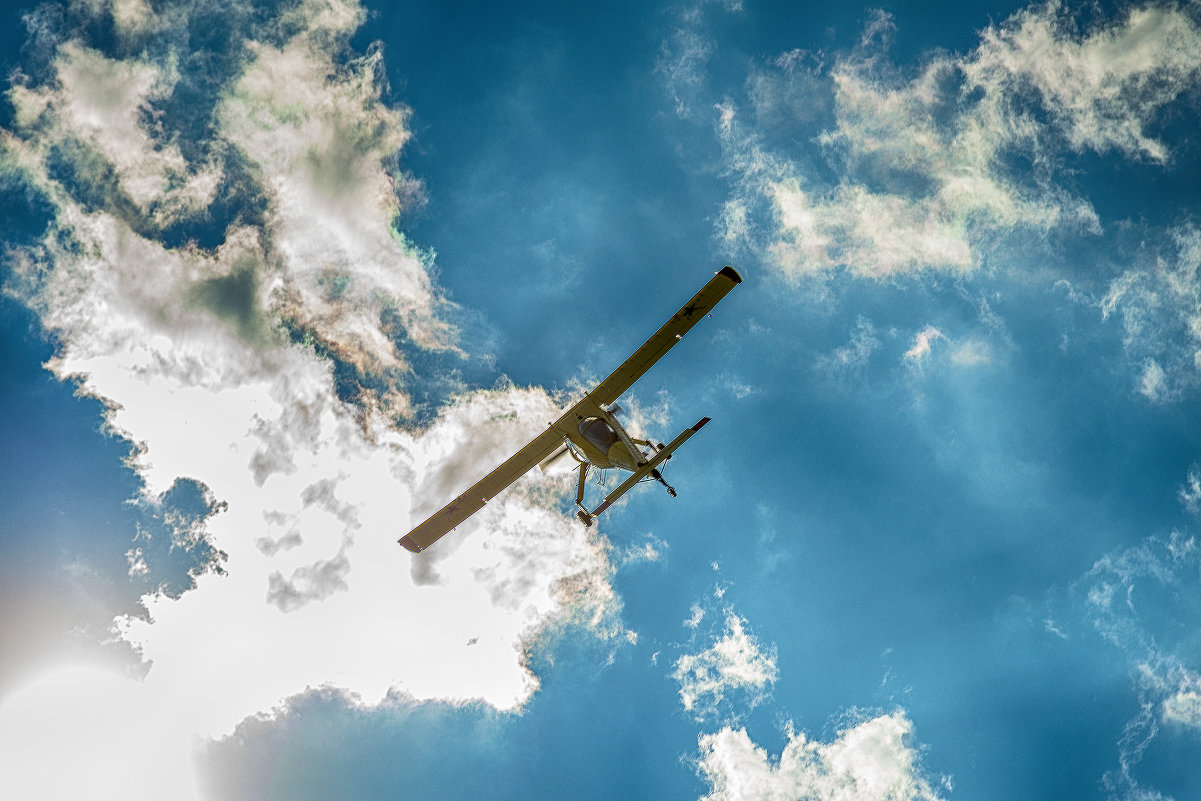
(575, 463, 594, 526)
(651, 469, 677, 497)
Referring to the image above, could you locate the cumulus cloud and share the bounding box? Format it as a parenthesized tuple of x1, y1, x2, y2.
(670, 2, 1201, 281)
(0, 666, 204, 800)
(0, 0, 625, 795)
(694, 711, 947, 801)
(673, 611, 779, 722)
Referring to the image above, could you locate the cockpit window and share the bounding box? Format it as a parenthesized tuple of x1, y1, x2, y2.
(578, 417, 619, 452)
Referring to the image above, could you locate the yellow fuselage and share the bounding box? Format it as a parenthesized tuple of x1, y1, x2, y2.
(567, 415, 642, 471)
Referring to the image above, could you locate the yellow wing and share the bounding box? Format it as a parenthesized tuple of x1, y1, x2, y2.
(399, 266, 743, 553)
(400, 427, 563, 552)
(586, 266, 742, 408)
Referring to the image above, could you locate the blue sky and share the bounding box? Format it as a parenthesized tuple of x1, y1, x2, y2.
(3, 0, 1201, 799)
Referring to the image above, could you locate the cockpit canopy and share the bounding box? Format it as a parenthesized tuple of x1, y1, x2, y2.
(578, 417, 620, 453)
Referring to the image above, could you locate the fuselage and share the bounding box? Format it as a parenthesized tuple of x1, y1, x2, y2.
(566, 413, 643, 471)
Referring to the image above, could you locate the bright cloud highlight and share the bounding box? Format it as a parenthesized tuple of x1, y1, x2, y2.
(691, 3, 1201, 280)
(0, 0, 625, 795)
(695, 711, 946, 801)
(674, 611, 779, 721)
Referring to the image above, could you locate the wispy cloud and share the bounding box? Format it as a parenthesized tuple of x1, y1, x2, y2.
(1078, 521, 1201, 798)
(902, 325, 945, 363)
(656, 0, 744, 119)
(1098, 226, 1201, 401)
(667, 2, 1201, 282)
(673, 610, 779, 722)
(816, 316, 881, 375)
(964, 3, 1201, 163)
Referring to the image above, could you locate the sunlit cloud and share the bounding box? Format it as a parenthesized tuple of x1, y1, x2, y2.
(0, 666, 204, 801)
(1162, 690, 1201, 730)
(669, 2, 1201, 282)
(902, 325, 944, 363)
(694, 711, 947, 801)
(673, 611, 778, 722)
(964, 3, 1201, 163)
(0, 0, 625, 794)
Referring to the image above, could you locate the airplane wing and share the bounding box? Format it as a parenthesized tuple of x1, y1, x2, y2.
(586, 266, 742, 408)
(400, 266, 743, 553)
(400, 427, 563, 552)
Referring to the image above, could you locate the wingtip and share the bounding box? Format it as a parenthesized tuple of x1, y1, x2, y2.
(718, 266, 742, 284)
(399, 535, 423, 553)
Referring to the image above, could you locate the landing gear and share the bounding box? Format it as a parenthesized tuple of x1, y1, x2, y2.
(651, 469, 677, 498)
(575, 463, 595, 526)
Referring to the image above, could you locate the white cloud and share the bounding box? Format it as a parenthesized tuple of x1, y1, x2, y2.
(695, 711, 946, 801)
(674, 612, 778, 721)
(1163, 691, 1201, 730)
(1180, 465, 1201, 517)
(126, 547, 150, 578)
(948, 339, 991, 366)
(1138, 358, 1169, 401)
(899, 325, 995, 370)
(704, 2, 1201, 281)
(903, 325, 944, 363)
(1099, 226, 1201, 400)
(656, 0, 744, 118)
(965, 3, 1201, 162)
(1081, 527, 1201, 796)
(0, 666, 204, 801)
(0, 0, 626, 795)
(615, 533, 669, 567)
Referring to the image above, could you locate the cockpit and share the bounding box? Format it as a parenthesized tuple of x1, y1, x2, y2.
(578, 417, 620, 453)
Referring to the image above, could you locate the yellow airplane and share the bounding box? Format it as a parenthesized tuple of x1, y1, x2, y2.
(400, 266, 743, 553)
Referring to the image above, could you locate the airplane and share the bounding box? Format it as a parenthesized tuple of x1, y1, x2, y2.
(399, 266, 743, 553)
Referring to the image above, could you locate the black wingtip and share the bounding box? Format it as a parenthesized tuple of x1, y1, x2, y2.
(719, 266, 742, 284)
(692, 416, 712, 431)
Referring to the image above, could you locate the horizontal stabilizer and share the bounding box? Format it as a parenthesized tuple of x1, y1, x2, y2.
(584, 416, 711, 521)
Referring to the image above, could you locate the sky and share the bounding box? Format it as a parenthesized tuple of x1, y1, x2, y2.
(2, 0, 1201, 799)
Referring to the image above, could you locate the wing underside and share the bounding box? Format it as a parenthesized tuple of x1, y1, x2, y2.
(587, 266, 742, 408)
(399, 266, 743, 553)
(399, 428, 563, 552)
